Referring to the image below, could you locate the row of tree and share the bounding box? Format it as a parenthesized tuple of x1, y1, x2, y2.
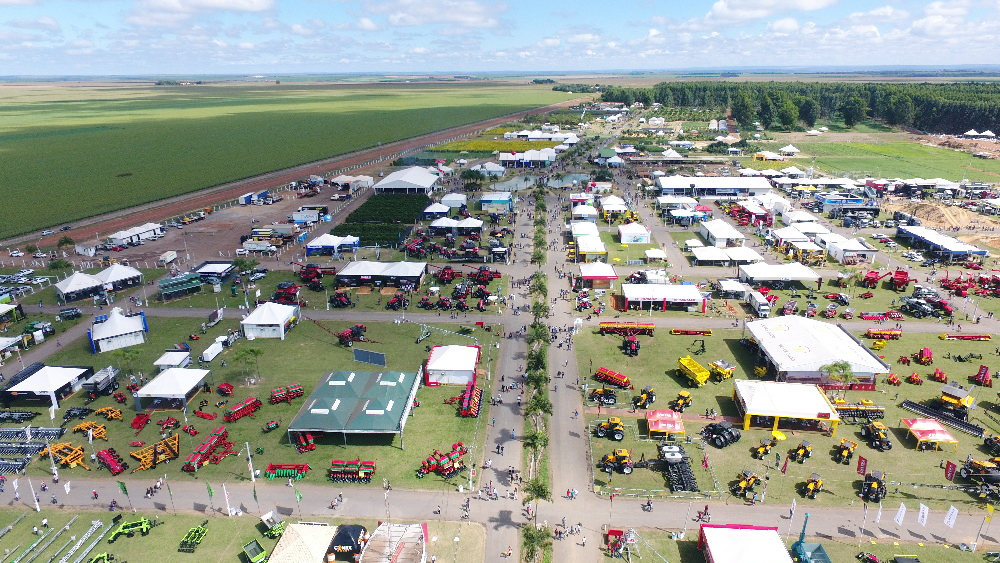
(599, 81, 1000, 134)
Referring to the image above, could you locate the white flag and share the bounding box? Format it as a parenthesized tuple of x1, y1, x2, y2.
(944, 505, 959, 529)
(64, 481, 71, 495)
(876, 502, 883, 524)
(894, 502, 907, 526)
(12, 479, 18, 491)
(24, 426, 30, 442)
(87, 429, 93, 444)
(918, 503, 929, 526)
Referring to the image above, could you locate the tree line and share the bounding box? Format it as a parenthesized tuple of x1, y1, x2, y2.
(598, 81, 1000, 134)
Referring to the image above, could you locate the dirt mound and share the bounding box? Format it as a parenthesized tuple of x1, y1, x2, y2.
(883, 200, 999, 230)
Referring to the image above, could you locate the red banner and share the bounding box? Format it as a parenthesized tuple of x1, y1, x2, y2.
(857, 456, 868, 476)
(702, 454, 709, 470)
(780, 456, 789, 474)
(945, 461, 957, 482)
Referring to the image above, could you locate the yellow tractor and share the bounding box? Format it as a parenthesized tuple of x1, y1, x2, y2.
(861, 470, 888, 502)
(731, 470, 761, 497)
(670, 390, 693, 413)
(860, 421, 893, 451)
(753, 438, 778, 459)
(802, 473, 824, 499)
(632, 387, 656, 409)
(594, 417, 626, 442)
(588, 387, 617, 406)
(834, 439, 858, 464)
(789, 441, 812, 463)
(600, 449, 635, 474)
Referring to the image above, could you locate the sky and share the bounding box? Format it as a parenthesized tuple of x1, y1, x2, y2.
(0, 0, 996, 76)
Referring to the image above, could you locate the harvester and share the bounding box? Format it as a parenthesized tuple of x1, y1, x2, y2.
(936, 384, 975, 421)
(861, 470, 888, 502)
(632, 387, 656, 409)
(595, 418, 626, 441)
(466, 265, 501, 284)
(802, 473, 824, 499)
(860, 421, 893, 451)
(670, 391, 693, 413)
(985, 435, 1000, 456)
(337, 324, 367, 347)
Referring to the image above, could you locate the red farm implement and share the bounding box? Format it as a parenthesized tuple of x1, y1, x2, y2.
(456, 383, 483, 418)
(465, 265, 501, 284)
(429, 264, 463, 284)
(269, 384, 304, 405)
(669, 329, 712, 336)
(328, 459, 376, 483)
(893, 269, 917, 291)
(932, 368, 948, 383)
(939, 333, 992, 341)
(913, 347, 934, 366)
(293, 432, 316, 453)
(264, 463, 310, 480)
(975, 365, 994, 388)
(866, 329, 902, 340)
(599, 322, 655, 336)
(224, 397, 262, 422)
(194, 410, 218, 420)
(181, 427, 235, 472)
(217, 383, 234, 396)
(96, 448, 129, 475)
(886, 373, 902, 386)
(595, 367, 633, 389)
(907, 372, 924, 385)
(862, 270, 891, 289)
(416, 443, 468, 478)
(131, 414, 151, 436)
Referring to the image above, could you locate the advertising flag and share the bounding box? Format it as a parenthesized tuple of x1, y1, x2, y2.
(894, 503, 907, 526)
(944, 506, 959, 528)
(206, 481, 214, 499)
(116, 481, 128, 497)
(294, 486, 302, 503)
(63, 481, 71, 495)
(780, 456, 789, 474)
(918, 503, 929, 526)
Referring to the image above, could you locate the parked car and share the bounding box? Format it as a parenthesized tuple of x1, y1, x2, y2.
(16, 269, 34, 276)
(40, 230, 54, 236)
(32, 252, 47, 258)
(8, 250, 23, 257)
(885, 241, 898, 248)
(249, 272, 267, 282)
(59, 225, 72, 231)
(59, 307, 82, 320)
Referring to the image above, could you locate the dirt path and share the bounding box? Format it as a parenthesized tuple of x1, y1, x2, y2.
(15, 97, 585, 249)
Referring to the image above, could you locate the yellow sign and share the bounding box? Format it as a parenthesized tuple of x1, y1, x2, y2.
(988, 504, 994, 522)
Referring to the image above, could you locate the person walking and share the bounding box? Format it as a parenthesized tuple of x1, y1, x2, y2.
(581, 536, 587, 547)
(92, 490, 99, 500)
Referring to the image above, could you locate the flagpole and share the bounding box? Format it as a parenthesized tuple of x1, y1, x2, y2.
(858, 503, 869, 550)
(164, 474, 176, 513)
(28, 478, 39, 512)
(223, 483, 232, 517)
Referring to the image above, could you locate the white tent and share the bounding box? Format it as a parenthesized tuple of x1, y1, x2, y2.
(699, 219, 745, 247)
(95, 264, 143, 290)
(620, 283, 703, 310)
(54, 272, 104, 302)
(570, 222, 600, 238)
(137, 367, 211, 411)
(738, 262, 819, 283)
(724, 246, 764, 263)
(692, 246, 729, 263)
(779, 145, 800, 155)
(425, 345, 480, 386)
(423, 203, 449, 215)
(684, 239, 705, 249)
(471, 162, 506, 177)
(440, 193, 468, 208)
(579, 262, 618, 280)
(791, 222, 830, 236)
(656, 195, 696, 209)
(241, 302, 299, 340)
(154, 351, 192, 372)
(89, 308, 147, 353)
(572, 205, 598, 220)
(7, 365, 89, 409)
(601, 195, 627, 207)
(644, 248, 667, 262)
(305, 234, 360, 256)
(699, 520, 795, 563)
(618, 223, 650, 243)
(373, 167, 439, 194)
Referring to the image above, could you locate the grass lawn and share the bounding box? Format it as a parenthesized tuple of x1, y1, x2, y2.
(792, 141, 1000, 183)
(26, 318, 502, 493)
(596, 232, 659, 264)
(0, 507, 483, 563)
(0, 83, 575, 238)
(577, 328, 1000, 512)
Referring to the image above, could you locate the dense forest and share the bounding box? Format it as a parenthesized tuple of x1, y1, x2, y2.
(597, 82, 1000, 134)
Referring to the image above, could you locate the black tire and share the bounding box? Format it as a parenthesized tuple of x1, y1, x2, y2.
(596, 426, 607, 438)
(913, 311, 924, 318)
(871, 439, 880, 450)
(860, 427, 869, 438)
(960, 467, 971, 479)
(883, 441, 892, 451)
(604, 463, 614, 474)
(612, 430, 624, 441)
(622, 465, 633, 475)
(714, 436, 726, 448)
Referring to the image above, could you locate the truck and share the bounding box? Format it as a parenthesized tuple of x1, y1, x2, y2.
(253, 190, 271, 204)
(269, 224, 299, 237)
(289, 211, 320, 224)
(249, 228, 275, 241)
(746, 291, 771, 317)
(242, 240, 278, 253)
(81, 366, 121, 396)
(677, 356, 710, 387)
(156, 251, 178, 266)
(298, 205, 329, 215)
(238, 192, 254, 205)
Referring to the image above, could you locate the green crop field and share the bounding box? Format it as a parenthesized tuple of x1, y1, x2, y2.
(791, 141, 1000, 182)
(0, 83, 574, 239)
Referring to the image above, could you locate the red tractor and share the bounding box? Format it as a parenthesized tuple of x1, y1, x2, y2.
(472, 285, 492, 299)
(429, 265, 463, 284)
(271, 282, 306, 305)
(466, 265, 501, 284)
(435, 296, 453, 310)
(338, 324, 367, 347)
(293, 262, 336, 283)
(416, 296, 434, 309)
(476, 299, 488, 312)
(455, 299, 469, 312)
(385, 292, 409, 310)
(622, 335, 640, 357)
(329, 290, 351, 308)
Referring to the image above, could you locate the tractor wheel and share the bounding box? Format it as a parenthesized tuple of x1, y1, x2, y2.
(713, 435, 727, 448)
(596, 426, 607, 438)
(860, 427, 869, 438)
(612, 430, 625, 441)
(622, 465, 633, 475)
(731, 430, 742, 443)
(604, 463, 614, 474)
(960, 467, 971, 479)
(803, 450, 811, 459)
(913, 311, 924, 318)
(347, 340, 353, 347)
(883, 441, 892, 451)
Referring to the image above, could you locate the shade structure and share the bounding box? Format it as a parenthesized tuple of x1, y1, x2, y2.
(644, 249, 667, 262)
(698, 525, 793, 563)
(733, 379, 840, 436)
(619, 283, 704, 311)
(6, 365, 91, 410)
(692, 246, 730, 263)
(269, 523, 339, 563)
(618, 223, 650, 243)
(901, 418, 959, 451)
(373, 166, 438, 194)
(440, 193, 468, 208)
(579, 262, 618, 280)
(645, 409, 685, 436)
(305, 234, 360, 256)
(154, 351, 191, 371)
(424, 345, 480, 386)
(241, 302, 299, 340)
(54, 272, 104, 302)
(95, 264, 143, 290)
(88, 308, 148, 353)
(136, 367, 210, 412)
(336, 261, 426, 288)
(738, 262, 820, 283)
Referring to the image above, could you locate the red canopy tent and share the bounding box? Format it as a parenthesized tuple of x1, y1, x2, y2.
(901, 418, 958, 451)
(646, 409, 685, 436)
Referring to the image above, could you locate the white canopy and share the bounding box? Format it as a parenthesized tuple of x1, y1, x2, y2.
(684, 239, 705, 249)
(440, 193, 468, 207)
(96, 264, 142, 285)
(701, 524, 795, 563)
(579, 262, 618, 279)
(306, 234, 359, 250)
(661, 149, 684, 159)
(739, 262, 819, 282)
(426, 345, 479, 376)
(656, 195, 697, 208)
(138, 368, 211, 400)
(692, 246, 730, 262)
(54, 272, 103, 297)
(373, 166, 439, 193)
(725, 246, 764, 262)
(779, 145, 800, 154)
(423, 203, 449, 214)
(735, 380, 839, 423)
(572, 205, 598, 217)
(746, 316, 890, 375)
(618, 223, 650, 243)
(965, 129, 980, 136)
(644, 249, 667, 261)
(8, 366, 87, 395)
(242, 302, 297, 326)
(576, 237, 607, 253)
(621, 283, 702, 303)
(154, 351, 191, 370)
(91, 308, 145, 342)
(601, 195, 626, 207)
(0, 336, 20, 351)
(570, 222, 600, 238)
(791, 222, 830, 235)
(781, 166, 805, 176)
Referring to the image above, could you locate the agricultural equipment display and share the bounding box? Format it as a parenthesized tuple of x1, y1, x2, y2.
(600, 322, 655, 336)
(802, 473, 824, 499)
(833, 400, 886, 422)
(330, 290, 352, 308)
(589, 388, 617, 405)
(974, 365, 993, 387)
(753, 438, 778, 459)
(622, 335, 640, 356)
(834, 439, 858, 464)
(824, 293, 850, 306)
(708, 360, 736, 381)
(860, 421, 893, 451)
(986, 435, 1000, 456)
(600, 449, 639, 474)
(935, 384, 975, 420)
(179, 521, 209, 553)
(595, 418, 626, 441)
(913, 347, 934, 365)
(632, 387, 656, 409)
(269, 383, 304, 404)
(129, 434, 180, 473)
(940, 333, 992, 341)
(659, 444, 699, 492)
(595, 367, 632, 389)
(224, 397, 262, 422)
(861, 270, 891, 289)
(701, 421, 742, 448)
(465, 265, 501, 284)
(906, 372, 924, 385)
(263, 463, 310, 480)
(669, 329, 712, 336)
(40, 442, 90, 470)
(328, 459, 376, 482)
(108, 517, 155, 542)
(270, 282, 307, 305)
(892, 269, 917, 291)
(416, 443, 468, 478)
(337, 323, 368, 346)
(731, 470, 761, 497)
(260, 511, 285, 539)
(96, 448, 129, 475)
(899, 297, 939, 319)
(292, 262, 337, 283)
(446, 383, 484, 418)
(181, 427, 235, 472)
(95, 407, 122, 421)
(671, 391, 693, 413)
(262, 420, 280, 433)
(293, 432, 316, 453)
(677, 356, 710, 387)
(0, 411, 39, 423)
(861, 470, 888, 502)
(429, 264, 463, 284)
(789, 441, 813, 463)
(242, 539, 267, 563)
(866, 329, 901, 340)
(73, 421, 108, 441)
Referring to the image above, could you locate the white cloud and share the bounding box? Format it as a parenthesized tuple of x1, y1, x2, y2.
(925, 1, 968, 16)
(848, 5, 908, 22)
(537, 37, 559, 47)
(706, 0, 838, 22)
(409, 46, 428, 53)
(357, 17, 379, 31)
(0, 0, 36, 5)
(238, 41, 254, 48)
(373, 0, 503, 29)
(6, 15, 59, 31)
(127, 0, 274, 28)
(567, 33, 600, 44)
(769, 17, 799, 35)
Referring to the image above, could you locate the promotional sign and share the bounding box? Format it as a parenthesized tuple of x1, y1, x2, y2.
(894, 503, 907, 526)
(945, 461, 957, 482)
(857, 455, 868, 476)
(944, 506, 959, 528)
(918, 503, 929, 526)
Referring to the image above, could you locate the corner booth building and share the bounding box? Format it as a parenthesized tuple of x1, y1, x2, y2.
(617, 283, 704, 312)
(733, 379, 840, 435)
(425, 345, 481, 386)
(2, 362, 93, 409)
(135, 367, 211, 412)
(241, 302, 299, 340)
(305, 234, 360, 257)
(288, 369, 421, 448)
(88, 307, 149, 353)
(578, 262, 618, 290)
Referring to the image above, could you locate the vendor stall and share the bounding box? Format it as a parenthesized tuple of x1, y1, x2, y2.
(135, 367, 211, 412)
(241, 302, 299, 340)
(698, 525, 793, 563)
(578, 262, 618, 289)
(425, 345, 480, 386)
(901, 418, 959, 451)
(733, 379, 840, 436)
(4, 363, 92, 410)
(618, 283, 704, 312)
(154, 351, 192, 372)
(645, 409, 685, 438)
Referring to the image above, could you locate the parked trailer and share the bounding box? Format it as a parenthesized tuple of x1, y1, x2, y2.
(238, 192, 254, 205)
(678, 356, 710, 387)
(594, 367, 632, 389)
